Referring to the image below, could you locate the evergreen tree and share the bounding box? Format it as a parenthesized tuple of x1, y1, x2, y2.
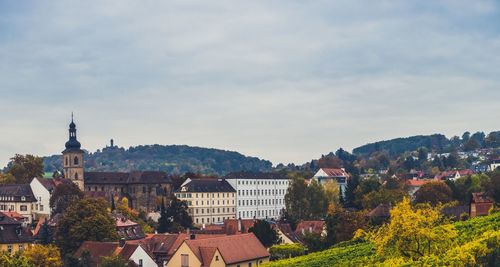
(248, 220, 280, 247)
(111, 196, 115, 211)
(344, 175, 360, 208)
(38, 219, 53, 245)
(339, 186, 344, 206)
(157, 198, 169, 233)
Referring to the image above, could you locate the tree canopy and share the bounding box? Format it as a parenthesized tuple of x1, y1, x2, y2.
(2, 154, 44, 184)
(249, 220, 280, 247)
(49, 182, 84, 214)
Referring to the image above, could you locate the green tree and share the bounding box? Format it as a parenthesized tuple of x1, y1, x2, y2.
(38, 219, 53, 245)
(354, 177, 380, 207)
(248, 220, 280, 247)
(4, 154, 44, 184)
(306, 180, 328, 219)
(487, 170, 500, 203)
(55, 198, 118, 255)
(49, 182, 84, 214)
(157, 198, 169, 233)
(166, 197, 192, 231)
(325, 208, 368, 246)
(344, 174, 360, 208)
(361, 188, 407, 209)
(100, 255, 128, 267)
(23, 244, 62, 267)
(284, 174, 309, 221)
(0, 173, 16, 184)
(414, 181, 453, 205)
(79, 250, 92, 267)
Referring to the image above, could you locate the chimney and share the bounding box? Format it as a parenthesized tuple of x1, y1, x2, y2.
(119, 238, 126, 248)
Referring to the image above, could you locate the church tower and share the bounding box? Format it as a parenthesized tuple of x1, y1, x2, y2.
(62, 114, 85, 191)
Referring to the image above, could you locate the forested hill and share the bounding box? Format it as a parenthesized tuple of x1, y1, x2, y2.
(352, 134, 449, 156)
(353, 131, 500, 156)
(43, 144, 273, 175)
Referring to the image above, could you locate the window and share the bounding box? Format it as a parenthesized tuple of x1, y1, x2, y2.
(138, 259, 143, 267)
(216, 255, 219, 261)
(181, 254, 189, 267)
(18, 244, 24, 251)
(74, 156, 79, 165)
(7, 245, 12, 253)
(40, 205, 44, 211)
(75, 173, 78, 180)
(20, 205, 27, 211)
(65, 157, 68, 166)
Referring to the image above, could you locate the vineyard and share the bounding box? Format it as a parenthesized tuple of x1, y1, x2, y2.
(264, 212, 500, 266)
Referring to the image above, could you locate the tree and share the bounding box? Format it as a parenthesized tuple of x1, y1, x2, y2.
(55, 198, 118, 255)
(344, 175, 360, 208)
(284, 174, 309, 221)
(4, 154, 44, 184)
(79, 250, 92, 267)
(38, 219, 53, 245)
(0, 173, 16, 184)
(23, 244, 62, 267)
(157, 198, 169, 234)
(354, 177, 380, 207)
(323, 180, 340, 206)
(306, 180, 328, 220)
(325, 208, 368, 246)
(414, 181, 453, 205)
(49, 182, 84, 214)
(0, 252, 34, 267)
(463, 139, 480, 152)
(100, 255, 128, 267)
(487, 170, 500, 203)
(248, 220, 280, 247)
(166, 197, 192, 230)
(370, 198, 457, 260)
(361, 188, 407, 209)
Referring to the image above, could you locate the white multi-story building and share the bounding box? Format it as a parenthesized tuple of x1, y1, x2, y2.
(225, 172, 290, 220)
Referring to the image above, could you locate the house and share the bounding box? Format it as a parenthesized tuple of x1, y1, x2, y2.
(405, 179, 434, 198)
(311, 168, 349, 194)
(30, 177, 69, 219)
(175, 178, 236, 226)
(367, 204, 391, 224)
(113, 213, 146, 240)
(74, 240, 156, 267)
(166, 233, 270, 267)
(0, 184, 37, 223)
(470, 193, 494, 217)
(274, 223, 301, 244)
(489, 158, 500, 171)
(0, 212, 34, 254)
(225, 172, 290, 220)
(435, 169, 474, 181)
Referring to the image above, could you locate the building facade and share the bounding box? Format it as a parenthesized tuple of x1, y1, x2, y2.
(311, 168, 349, 194)
(175, 178, 236, 226)
(224, 172, 289, 220)
(60, 118, 173, 212)
(0, 184, 37, 224)
(0, 212, 34, 254)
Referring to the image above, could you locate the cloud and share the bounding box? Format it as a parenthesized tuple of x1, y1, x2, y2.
(0, 0, 499, 167)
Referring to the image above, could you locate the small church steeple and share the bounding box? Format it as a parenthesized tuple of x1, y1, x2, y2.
(62, 114, 84, 191)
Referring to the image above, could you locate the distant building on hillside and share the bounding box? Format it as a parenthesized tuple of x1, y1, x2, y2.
(489, 158, 500, 171)
(311, 168, 349, 194)
(175, 178, 236, 226)
(224, 172, 289, 220)
(59, 117, 173, 212)
(435, 169, 474, 181)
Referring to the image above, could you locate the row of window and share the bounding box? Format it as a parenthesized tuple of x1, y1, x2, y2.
(194, 215, 235, 224)
(239, 209, 282, 218)
(185, 199, 235, 206)
(237, 180, 289, 186)
(239, 198, 283, 206)
(0, 196, 21, 201)
(176, 192, 235, 199)
(0, 204, 28, 211)
(238, 189, 285, 196)
(191, 207, 235, 215)
(88, 186, 169, 194)
(6, 244, 25, 254)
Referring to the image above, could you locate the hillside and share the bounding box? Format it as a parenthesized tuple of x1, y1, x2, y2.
(43, 144, 272, 175)
(264, 212, 500, 266)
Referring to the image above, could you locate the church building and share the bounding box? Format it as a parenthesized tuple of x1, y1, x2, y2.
(61, 116, 173, 211)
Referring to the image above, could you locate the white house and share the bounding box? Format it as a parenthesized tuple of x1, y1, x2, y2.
(225, 172, 290, 220)
(312, 168, 349, 194)
(29, 177, 54, 218)
(490, 159, 500, 171)
(121, 243, 157, 267)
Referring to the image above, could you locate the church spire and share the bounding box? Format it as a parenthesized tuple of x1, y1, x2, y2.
(64, 114, 81, 152)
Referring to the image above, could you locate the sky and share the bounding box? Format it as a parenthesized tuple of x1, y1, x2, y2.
(0, 0, 499, 167)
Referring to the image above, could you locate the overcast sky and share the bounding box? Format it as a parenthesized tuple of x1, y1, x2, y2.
(0, 0, 499, 168)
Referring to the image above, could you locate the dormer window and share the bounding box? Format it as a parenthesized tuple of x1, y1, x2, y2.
(21, 196, 26, 201)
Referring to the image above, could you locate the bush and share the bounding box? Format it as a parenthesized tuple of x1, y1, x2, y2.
(269, 244, 306, 260)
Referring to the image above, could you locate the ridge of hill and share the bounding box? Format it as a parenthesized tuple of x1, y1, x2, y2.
(43, 144, 273, 175)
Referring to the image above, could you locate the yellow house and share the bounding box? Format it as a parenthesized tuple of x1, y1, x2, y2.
(167, 233, 269, 267)
(0, 212, 34, 254)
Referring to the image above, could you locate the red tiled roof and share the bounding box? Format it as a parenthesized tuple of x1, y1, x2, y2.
(199, 246, 218, 266)
(472, 192, 493, 203)
(74, 241, 119, 266)
(295, 221, 324, 236)
(406, 179, 432, 187)
(185, 233, 269, 265)
(320, 168, 349, 177)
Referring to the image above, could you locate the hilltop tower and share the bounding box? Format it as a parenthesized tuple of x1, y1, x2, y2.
(62, 114, 84, 191)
